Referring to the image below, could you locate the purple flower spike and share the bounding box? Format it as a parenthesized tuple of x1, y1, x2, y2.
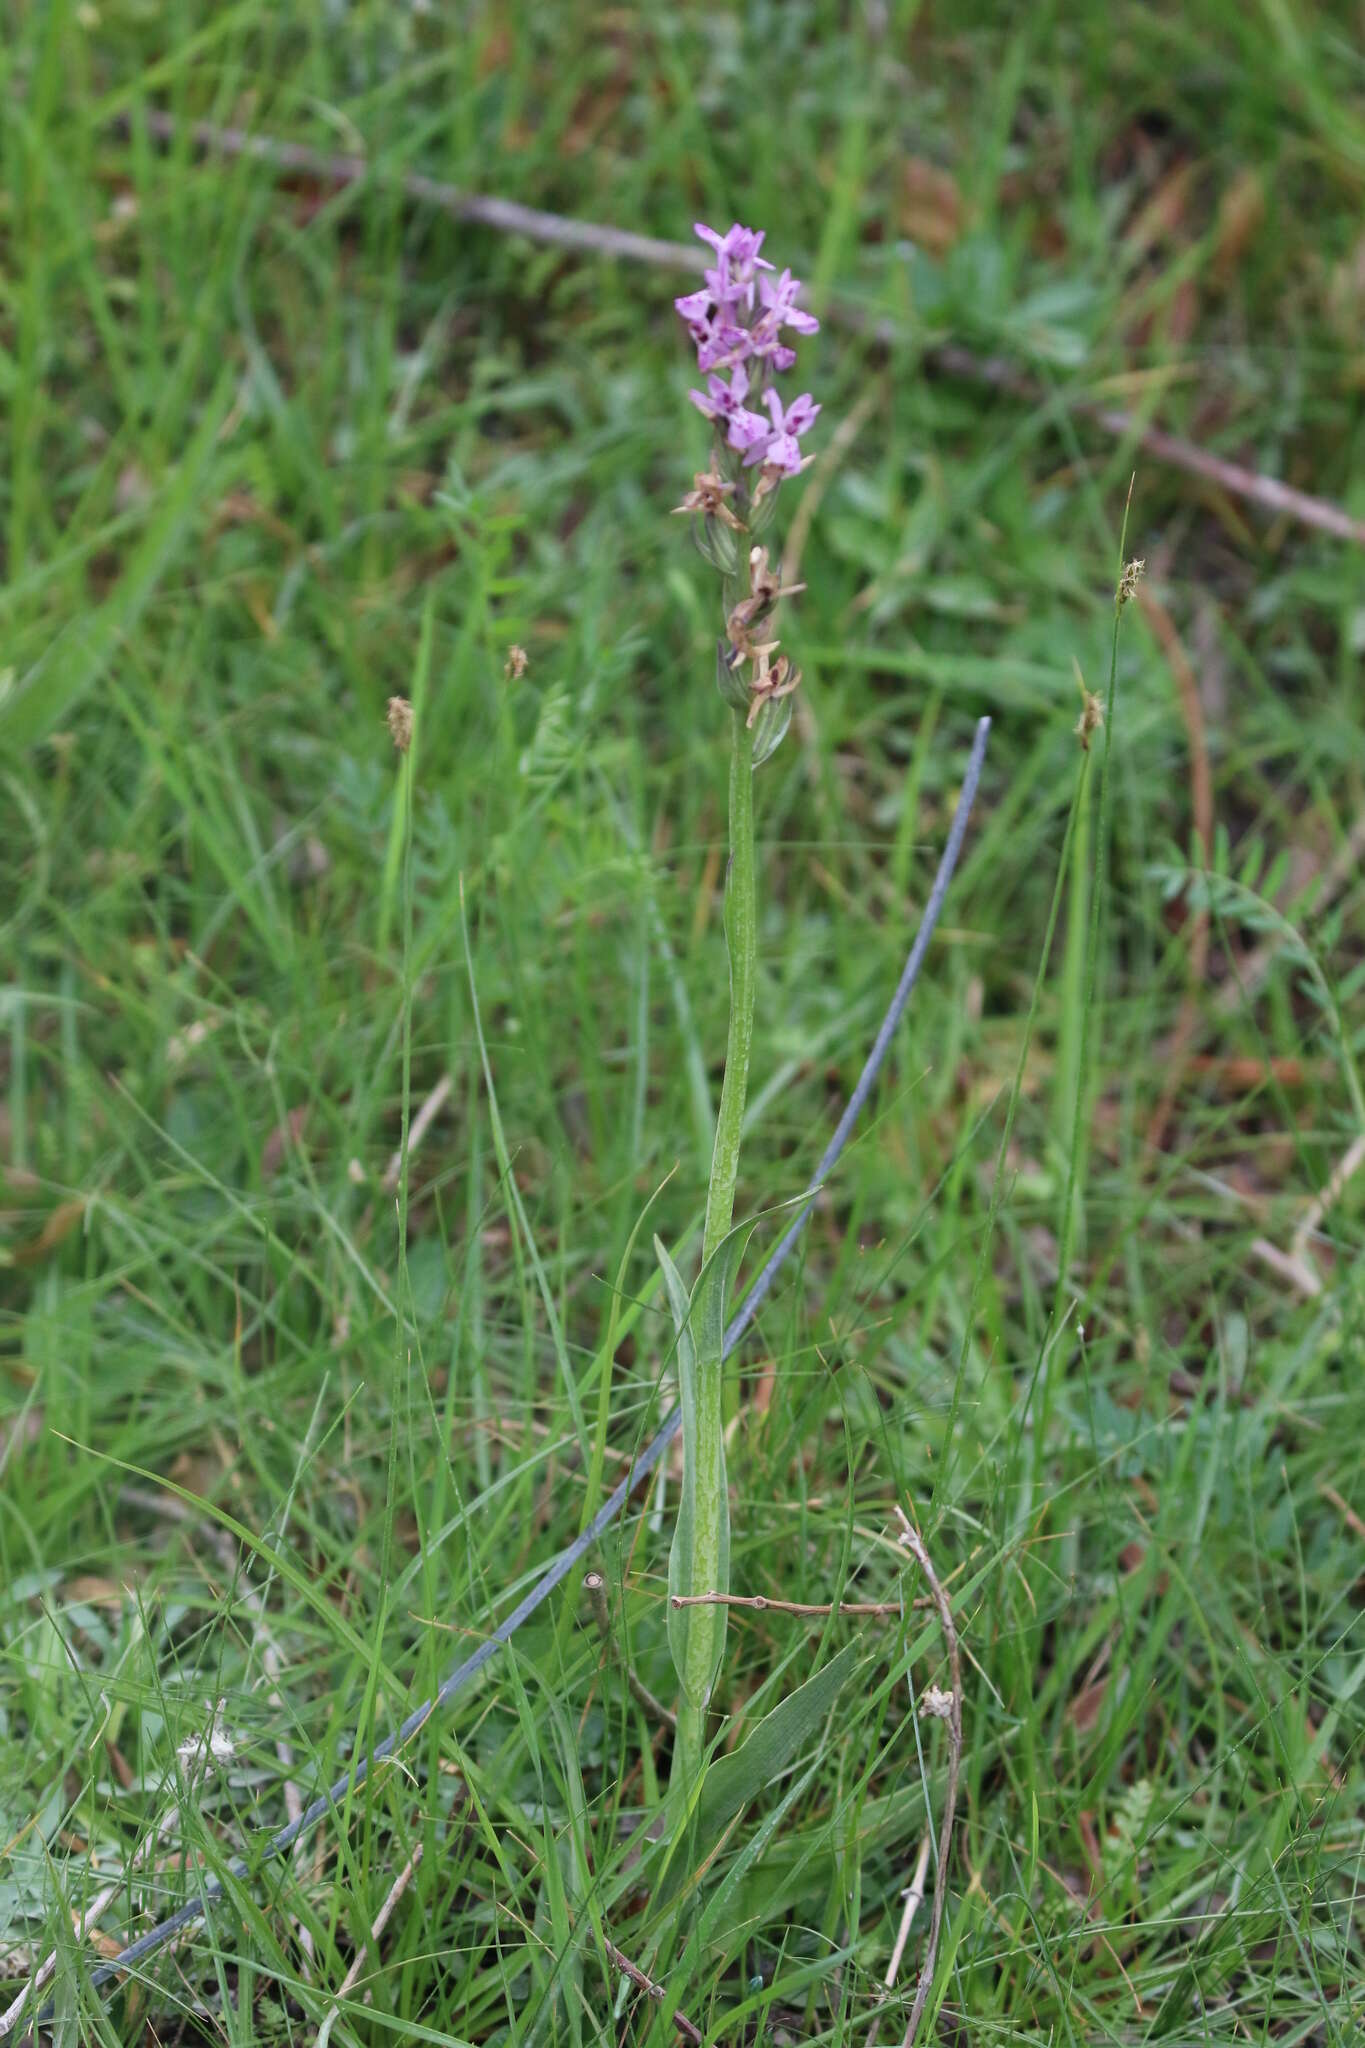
(675, 225, 817, 735)
(676, 222, 820, 490)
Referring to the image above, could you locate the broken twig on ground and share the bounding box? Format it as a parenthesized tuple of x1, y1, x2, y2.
(123, 112, 1365, 550)
(894, 1505, 963, 2048)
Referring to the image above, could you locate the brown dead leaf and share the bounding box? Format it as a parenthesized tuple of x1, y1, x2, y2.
(106, 1738, 136, 1791)
(1076, 1810, 1104, 1888)
(1167, 275, 1200, 346)
(1069, 1677, 1110, 1736)
(261, 1107, 308, 1177)
(1186, 1055, 1321, 1089)
(65, 1576, 127, 1608)
(477, 21, 512, 77)
(1124, 159, 1195, 257)
(900, 157, 965, 255)
(13, 1197, 87, 1267)
(1213, 169, 1264, 285)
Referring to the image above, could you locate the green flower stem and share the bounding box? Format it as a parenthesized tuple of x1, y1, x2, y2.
(674, 708, 757, 1787)
(704, 709, 757, 1262)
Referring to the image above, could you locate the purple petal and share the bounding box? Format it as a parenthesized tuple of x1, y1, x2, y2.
(765, 432, 803, 474)
(727, 406, 771, 455)
(674, 288, 712, 323)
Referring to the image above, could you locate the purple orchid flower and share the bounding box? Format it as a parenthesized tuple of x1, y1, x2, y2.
(688, 366, 769, 457)
(696, 320, 752, 373)
(724, 404, 772, 458)
(688, 362, 752, 425)
(758, 268, 819, 336)
(674, 286, 714, 340)
(694, 222, 772, 311)
(743, 389, 820, 473)
(748, 270, 819, 370)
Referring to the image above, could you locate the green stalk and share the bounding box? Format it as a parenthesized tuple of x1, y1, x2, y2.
(704, 710, 757, 1262)
(674, 708, 757, 1786)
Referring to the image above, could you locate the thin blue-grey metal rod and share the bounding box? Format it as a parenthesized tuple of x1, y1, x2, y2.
(38, 716, 989, 2023)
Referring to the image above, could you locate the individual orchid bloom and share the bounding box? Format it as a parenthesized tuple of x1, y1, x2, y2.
(688, 362, 752, 425)
(744, 646, 801, 727)
(750, 267, 820, 365)
(723, 404, 771, 458)
(743, 389, 820, 473)
(695, 320, 752, 373)
(674, 285, 715, 339)
(758, 268, 819, 333)
(694, 221, 772, 310)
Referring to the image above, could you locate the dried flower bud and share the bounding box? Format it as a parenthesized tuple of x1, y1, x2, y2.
(504, 644, 529, 681)
(726, 545, 805, 652)
(745, 646, 801, 727)
(1074, 690, 1104, 751)
(673, 469, 744, 530)
(1117, 557, 1145, 606)
(751, 544, 804, 609)
(386, 695, 414, 753)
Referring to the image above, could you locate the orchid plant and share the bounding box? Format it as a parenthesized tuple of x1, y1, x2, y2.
(663, 223, 820, 1788)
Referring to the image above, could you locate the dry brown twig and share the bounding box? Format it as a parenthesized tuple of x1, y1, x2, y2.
(1318, 1481, 1365, 1546)
(584, 1572, 677, 1731)
(893, 1504, 963, 2048)
(381, 1070, 452, 1191)
(601, 1935, 704, 2046)
(313, 1838, 425, 2048)
(124, 112, 1365, 551)
(1252, 1119, 1365, 1300)
(866, 1834, 932, 2048)
(1292, 1129, 1365, 1268)
(670, 1589, 931, 1617)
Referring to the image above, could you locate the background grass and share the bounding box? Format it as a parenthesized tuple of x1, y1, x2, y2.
(2, 2, 1364, 2041)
